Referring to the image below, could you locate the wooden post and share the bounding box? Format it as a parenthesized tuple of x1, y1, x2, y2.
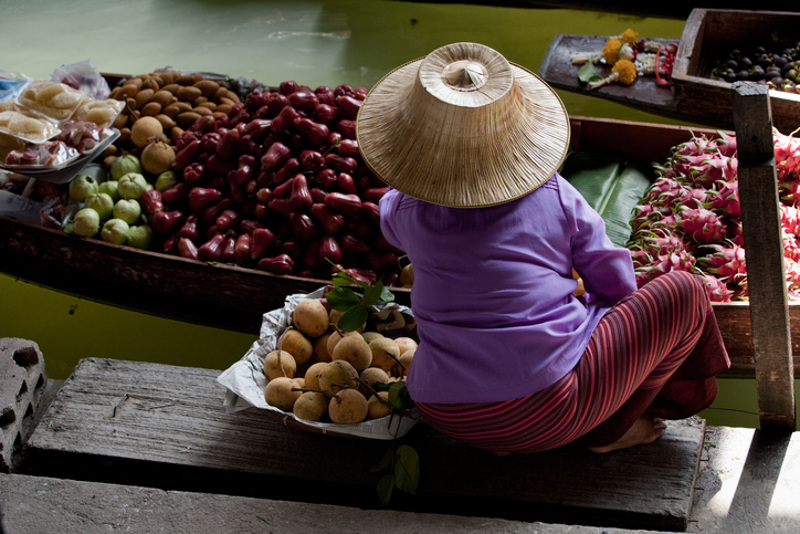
(732, 81, 796, 431)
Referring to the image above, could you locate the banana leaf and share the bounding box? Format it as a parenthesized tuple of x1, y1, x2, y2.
(560, 151, 655, 248)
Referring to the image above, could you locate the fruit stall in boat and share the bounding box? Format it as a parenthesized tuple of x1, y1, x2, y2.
(539, 8, 800, 135)
(1, 73, 798, 381)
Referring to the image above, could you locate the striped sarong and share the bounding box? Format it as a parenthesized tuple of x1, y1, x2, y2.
(414, 271, 731, 453)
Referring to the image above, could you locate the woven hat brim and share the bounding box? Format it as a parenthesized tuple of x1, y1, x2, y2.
(356, 56, 571, 208)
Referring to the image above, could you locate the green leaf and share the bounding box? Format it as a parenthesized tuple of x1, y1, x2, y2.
(337, 306, 369, 332)
(561, 151, 654, 248)
(393, 445, 420, 495)
(379, 285, 395, 303)
(376, 473, 395, 505)
(325, 287, 361, 311)
(578, 62, 597, 83)
(362, 281, 385, 307)
(370, 447, 395, 473)
(387, 381, 414, 410)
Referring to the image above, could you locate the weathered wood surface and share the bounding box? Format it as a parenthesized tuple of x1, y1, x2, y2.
(733, 83, 797, 430)
(541, 10, 800, 134)
(22, 357, 706, 531)
(539, 35, 684, 119)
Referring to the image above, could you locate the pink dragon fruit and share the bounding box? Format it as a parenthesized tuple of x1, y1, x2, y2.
(704, 179, 740, 217)
(698, 272, 735, 302)
(677, 206, 728, 244)
(633, 249, 697, 287)
(780, 204, 800, 235)
(695, 242, 747, 283)
(684, 155, 738, 188)
(779, 177, 800, 206)
(671, 133, 721, 159)
(782, 230, 800, 263)
(774, 129, 800, 182)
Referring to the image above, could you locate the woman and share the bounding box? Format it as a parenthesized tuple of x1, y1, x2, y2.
(356, 42, 730, 454)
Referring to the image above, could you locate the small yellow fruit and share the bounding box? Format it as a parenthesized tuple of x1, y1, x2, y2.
(304, 361, 328, 390)
(394, 337, 418, 357)
(368, 336, 400, 373)
(278, 329, 313, 366)
(293, 391, 329, 421)
(264, 376, 302, 411)
(367, 391, 392, 420)
(328, 388, 368, 424)
(292, 299, 330, 338)
(130, 116, 164, 148)
(331, 333, 372, 371)
(318, 360, 358, 394)
(394, 348, 416, 378)
(312, 331, 333, 362)
(262, 350, 296, 380)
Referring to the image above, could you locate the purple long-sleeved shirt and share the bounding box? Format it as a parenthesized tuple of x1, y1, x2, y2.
(379, 173, 638, 404)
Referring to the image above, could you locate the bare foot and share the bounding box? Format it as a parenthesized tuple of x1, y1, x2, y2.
(588, 416, 667, 454)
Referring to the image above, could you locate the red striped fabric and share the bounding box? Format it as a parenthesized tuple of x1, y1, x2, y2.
(414, 271, 730, 453)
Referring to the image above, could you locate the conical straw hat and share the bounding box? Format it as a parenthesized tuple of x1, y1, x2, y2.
(357, 42, 570, 208)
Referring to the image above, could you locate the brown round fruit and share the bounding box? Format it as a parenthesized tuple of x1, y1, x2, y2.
(278, 328, 313, 366)
(304, 361, 328, 390)
(328, 388, 368, 424)
(264, 376, 302, 411)
(358, 367, 391, 396)
(318, 360, 358, 394)
(394, 337, 418, 357)
(293, 391, 329, 421)
(262, 350, 297, 380)
(368, 336, 400, 373)
(367, 391, 392, 420)
(140, 140, 176, 175)
(129, 116, 164, 148)
(331, 333, 372, 371)
(293, 299, 330, 338)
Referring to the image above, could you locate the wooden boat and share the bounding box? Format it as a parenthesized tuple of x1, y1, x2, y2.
(1, 114, 797, 375)
(539, 9, 800, 135)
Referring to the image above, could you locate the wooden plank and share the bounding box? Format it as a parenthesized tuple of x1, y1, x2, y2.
(23, 357, 705, 531)
(732, 82, 797, 430)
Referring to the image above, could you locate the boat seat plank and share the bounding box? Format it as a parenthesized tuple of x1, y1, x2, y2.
(23, 357, 705, 531)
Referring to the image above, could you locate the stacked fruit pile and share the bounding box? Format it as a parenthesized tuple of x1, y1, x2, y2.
(99, 72, 403, 286)
(261, 295, 417, 425)
(626, 128, 800, 302)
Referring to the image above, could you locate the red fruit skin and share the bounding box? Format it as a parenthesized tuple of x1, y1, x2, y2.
(324, 192, 362, 218)
(336, 94, 362, 120)
(290, 175, 313, 211)
(260, 141, 291, 171)
(294, 117, 329, 147)
(336, 139, 360, 158)
(174, 139, 202, 171)
(188, 187, 223, 213)
(140, 189, 164, 216)
(250, 227, 277, 261)
(198, 233, 226, 262)
(177, 237, 199, 261)
(273, 157, 301, 185)
(310, 203, 345, 234)
(318, 235, 342, 264)
(234, 233, 253, 263)
(175, 214, 200, 241)
(151, 210, 187, 236)
(258, 254, 295, 275)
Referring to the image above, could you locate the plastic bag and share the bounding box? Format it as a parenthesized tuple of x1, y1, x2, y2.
(0, 71, 33, 102)
(49, 59, 110, 100)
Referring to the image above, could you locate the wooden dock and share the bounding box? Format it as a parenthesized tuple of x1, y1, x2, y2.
(2, 338, 799, 533)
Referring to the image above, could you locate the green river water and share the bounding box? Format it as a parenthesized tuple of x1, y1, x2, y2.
(1, 0, 794, 429)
